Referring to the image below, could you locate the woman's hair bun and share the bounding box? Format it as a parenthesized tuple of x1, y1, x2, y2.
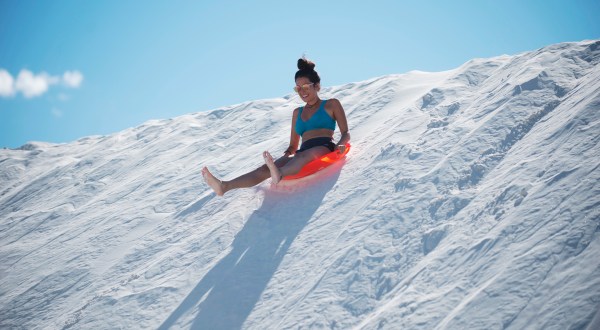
(294, 56, 320, 84)
(297, 57, 316, 71)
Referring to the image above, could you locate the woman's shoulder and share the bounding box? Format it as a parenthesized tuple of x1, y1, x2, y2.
(325, 98, 343, 109)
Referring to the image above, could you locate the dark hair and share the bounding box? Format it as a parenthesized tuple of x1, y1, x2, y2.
(295, 57, 321, 84)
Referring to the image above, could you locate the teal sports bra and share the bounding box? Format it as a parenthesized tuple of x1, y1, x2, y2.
(295, 100, 336, 136)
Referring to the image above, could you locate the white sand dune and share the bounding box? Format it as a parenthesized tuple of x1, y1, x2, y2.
(1, 39, 599, 329)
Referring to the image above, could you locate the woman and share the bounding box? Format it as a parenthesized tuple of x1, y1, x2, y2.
(202, 57, 350, 196)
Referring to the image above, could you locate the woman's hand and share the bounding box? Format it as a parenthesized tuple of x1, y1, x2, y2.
(284, 146, 296, 156)
(336, 131, 350, 154)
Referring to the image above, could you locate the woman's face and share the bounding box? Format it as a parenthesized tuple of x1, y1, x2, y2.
(295, 77, 319, 103)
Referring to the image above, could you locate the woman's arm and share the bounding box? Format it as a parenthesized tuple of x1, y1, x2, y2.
(329, 99, 351, 152)
(285, 108, 301, 156)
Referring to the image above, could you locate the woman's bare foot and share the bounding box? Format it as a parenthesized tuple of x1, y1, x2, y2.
(202, 167, 225, 196)
(263, 151, 283, 184)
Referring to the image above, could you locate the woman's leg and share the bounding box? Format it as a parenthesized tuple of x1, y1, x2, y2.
(202, 156, 291, 196)
(263, 146, 330, 184)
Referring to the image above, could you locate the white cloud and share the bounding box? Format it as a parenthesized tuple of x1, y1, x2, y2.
(51, 107, 64, 117)
(0, 69, 15, 97)
(63, 70, 83, 88)
(15, 70, 54, 98)
(0, 68, 84, 99)
(57, 93, 70, 101)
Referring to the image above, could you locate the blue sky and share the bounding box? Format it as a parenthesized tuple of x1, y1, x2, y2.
(1, 0, 598, 148)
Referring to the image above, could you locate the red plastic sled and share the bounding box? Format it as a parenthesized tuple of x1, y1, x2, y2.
(282, 143, 351, 180)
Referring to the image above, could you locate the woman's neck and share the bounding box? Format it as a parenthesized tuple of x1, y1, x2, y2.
(306, 97, 321, 108)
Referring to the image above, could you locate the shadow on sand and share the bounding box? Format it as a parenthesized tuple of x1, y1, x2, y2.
(159, 165, 342, 329)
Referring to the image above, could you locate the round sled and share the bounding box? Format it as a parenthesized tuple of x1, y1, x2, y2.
(282, 143, 351, 180)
